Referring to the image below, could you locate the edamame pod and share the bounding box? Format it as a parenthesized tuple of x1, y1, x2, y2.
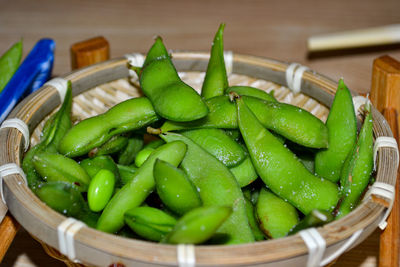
(135, 147, 155, 167)
(315, 79, 357, 182)
(289, 209, 334, 235)
(90, 135, 129, 157)
(118, 134, 144, 165)
(336, 102, 373, 219)
(256, 188, 299, 238)
(226, 86, 277, 102)
(161, 95, 328, 148)
(160, 95, 236, 132)
(58, 97, 159, 157)
(124, 206, 177, 242)
(33, 151, 91, 192)
(229, 156, 258, 187)
(23, 83, 73, 190)
(182, 128, 246, 167)
(236, 96, 339, 214)
(117, 164, 137, 185)
(96, 141, 187, 233)
(242, 96, 328, 149)
(0, 40, 22, 92)
(139, 40, 208, 121)
(80, 155, 121, 186)
(201, 23, 229, 99)
(161, 132, 255, 244)
(164, 206, 232, 244)
(142, 37, 169, 68)
(88, 169, 115, 212)
(244, 197, 265, 241)
(35, 181, 85, 217)
(154, 159, 202, 215)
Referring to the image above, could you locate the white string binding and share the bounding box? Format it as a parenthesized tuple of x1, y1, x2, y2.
(223, 50, 233, 76)
(363, 181, 395, 230)
(299, 228, 326, 267)
(373, 136, 399, 171)
(177, 244, 195, 267)
(285, 63, 309, 94)
(57, 218, 86, 262)
(0, 163, 27, 204)
(319, 229, 363, 266)
(44, 78, 68, 103)
(0, 118, 30, 151)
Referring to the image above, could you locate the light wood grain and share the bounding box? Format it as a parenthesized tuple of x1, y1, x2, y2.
(70, 36, 110, 70)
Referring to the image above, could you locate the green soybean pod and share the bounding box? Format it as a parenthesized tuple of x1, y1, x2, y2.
(117, 164, 137, 185)
(118, 135, 144, 165)
(124, 206, 177, 242)
(236, 96, 339, 214)
(182, 128, 246, 167)
(154, 159, 202, 215)
(90, 135, 129, 157)
(80, 155, 121, 186)
(33, 152, 91, 192)
(142, 36, 169, 68)
(336, 102, 374, 219)
(135, 147, 155, 167)
(243, 96, 328, 149)
(23, 83, 73, 190)
(244, 197, 265, 241)
(35, 181, 85, 217)
(226, 86, 277, 102)
(164, 206, 232, 245)
(160, 95, 237, 132)
(58, 97, 159, 157)
(161, 132, 255, 244)
(201, 23, 229, 99)
(289, 210, 334, 235)
(0, 40, 22, 93)
(140, 58, 209, 122)
(229, 156, 258, 187)
(96, 141, 187, 233)
(88, 169, 115, 212)
(315, 79, 358, 182)
(256, 188, 299, 238)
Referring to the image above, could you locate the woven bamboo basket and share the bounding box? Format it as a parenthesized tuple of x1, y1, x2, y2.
(0, 52, 398, 267)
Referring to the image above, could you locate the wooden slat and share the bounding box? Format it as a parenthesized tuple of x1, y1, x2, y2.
(370, 55, 400, 267)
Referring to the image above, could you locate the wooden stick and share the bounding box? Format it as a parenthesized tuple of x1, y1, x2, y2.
(0, 214, 20, 262)
(70, 36, 110, 70)
(370, 55, 400, 267)
(307, 24, 400, 52)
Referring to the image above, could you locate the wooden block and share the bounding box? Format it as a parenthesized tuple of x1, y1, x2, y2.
(0, 214, 20, 262)
(370, 55, 400, 126)
(370, 55, 400, 267)
(70, 36, 110, 70)
(378, 108, 400, 267)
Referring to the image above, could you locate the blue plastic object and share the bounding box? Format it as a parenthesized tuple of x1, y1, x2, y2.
(0, 39, 55, 123)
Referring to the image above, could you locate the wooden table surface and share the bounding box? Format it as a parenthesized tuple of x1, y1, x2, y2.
(1, 0, 399, 266)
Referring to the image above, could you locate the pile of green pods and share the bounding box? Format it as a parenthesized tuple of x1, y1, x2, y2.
(23, 23, 374, 245)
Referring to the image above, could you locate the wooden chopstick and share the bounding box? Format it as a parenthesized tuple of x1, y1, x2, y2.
(308, 24, 400, 52)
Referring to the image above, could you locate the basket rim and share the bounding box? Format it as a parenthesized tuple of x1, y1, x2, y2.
(1, 51, 396, 266)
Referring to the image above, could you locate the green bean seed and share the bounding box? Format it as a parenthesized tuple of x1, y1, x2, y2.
(88, 169, 115, 212)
